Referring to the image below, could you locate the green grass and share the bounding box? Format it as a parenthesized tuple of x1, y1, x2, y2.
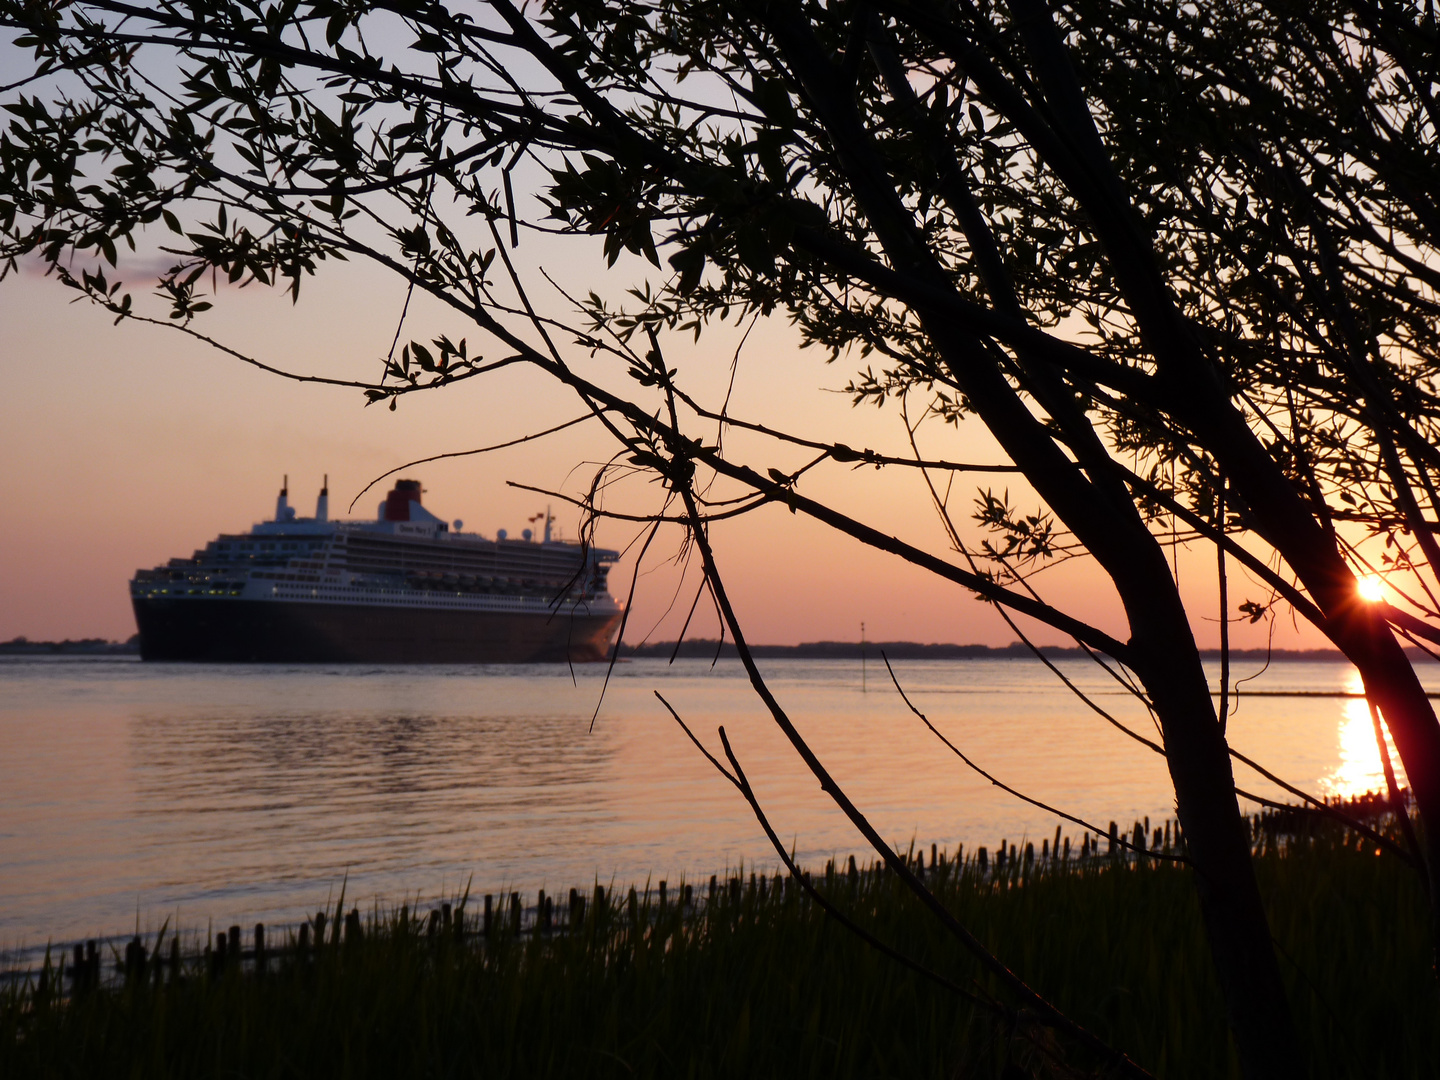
(2, 823, 1434, 1079)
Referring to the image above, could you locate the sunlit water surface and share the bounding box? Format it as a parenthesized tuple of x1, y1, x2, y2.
(0, 655, 1413, 957)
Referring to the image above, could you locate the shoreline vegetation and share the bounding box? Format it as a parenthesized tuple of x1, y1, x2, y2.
(3, 803, 1431, 1079)
(0, 637, 139, 655)
(0, 635, 1406, 662)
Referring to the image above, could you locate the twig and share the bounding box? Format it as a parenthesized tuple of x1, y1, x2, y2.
(882, 654, 1188, 863)
(348, 414, 599, 512)
(672, 479, 1153, 1079)
(652, 692, 1024, 1023)
(1229, 748, 1416, 865)
(1218, 478, 1232, 734)
(1369, 700, 1426, 880)
(589, 517, 662, 733)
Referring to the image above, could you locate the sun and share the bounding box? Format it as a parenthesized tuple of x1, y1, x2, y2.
(1357, 575, 1385, 603)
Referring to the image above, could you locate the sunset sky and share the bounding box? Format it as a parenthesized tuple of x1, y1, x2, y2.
(1, 235, 1331, 653)
(0, 15, 1346, 657)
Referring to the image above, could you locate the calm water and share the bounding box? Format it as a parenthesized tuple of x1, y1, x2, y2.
(0, 654, 1411, 957)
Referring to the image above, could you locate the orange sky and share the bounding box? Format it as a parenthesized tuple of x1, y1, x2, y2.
(0, 248, 1333, 652)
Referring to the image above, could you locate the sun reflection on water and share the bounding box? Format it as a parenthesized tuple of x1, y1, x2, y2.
(1320, 671, 1409, 800)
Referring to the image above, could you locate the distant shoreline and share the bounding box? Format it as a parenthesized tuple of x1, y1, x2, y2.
(0, 635, 1393, 663)
(0, 636, 140, 655)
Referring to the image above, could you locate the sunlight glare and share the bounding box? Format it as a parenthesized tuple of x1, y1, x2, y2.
(1357, 575, 1385, 603)
(1320, 671, 1408, 800)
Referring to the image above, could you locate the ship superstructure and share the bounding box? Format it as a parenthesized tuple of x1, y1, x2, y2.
(130, 478, 622, 662)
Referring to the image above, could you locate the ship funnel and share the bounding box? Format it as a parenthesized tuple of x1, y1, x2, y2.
(383, 478, 424, 522)
(275, 475, 291, 522)
(316, 474, 329, 522)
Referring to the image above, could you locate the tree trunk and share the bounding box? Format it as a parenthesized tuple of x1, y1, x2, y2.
(1129, 618, 1303, 1079)
(748, 15, 1307, 1070)
(925, 341, 1305, 1077)
(1183, 397, 1440, 923)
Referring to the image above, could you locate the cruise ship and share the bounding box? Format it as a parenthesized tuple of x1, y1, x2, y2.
(130, 478, 623, 662)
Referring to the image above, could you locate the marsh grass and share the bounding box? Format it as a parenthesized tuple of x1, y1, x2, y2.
(2, 821, 1433, 1079)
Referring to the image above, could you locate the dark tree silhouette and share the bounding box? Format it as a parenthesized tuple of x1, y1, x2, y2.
(4, 1, 1439, 1074)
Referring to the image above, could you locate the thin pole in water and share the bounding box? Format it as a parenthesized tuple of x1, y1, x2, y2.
(861, 621, 866, 693)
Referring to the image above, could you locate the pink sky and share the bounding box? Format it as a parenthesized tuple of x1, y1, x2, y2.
(0, 254, 1332, 652)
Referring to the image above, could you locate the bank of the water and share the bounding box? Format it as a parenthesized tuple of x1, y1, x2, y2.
(3, 822, 1431, 1080)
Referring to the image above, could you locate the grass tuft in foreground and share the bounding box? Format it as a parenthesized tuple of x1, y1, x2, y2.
(2, 818, 1434, 1079)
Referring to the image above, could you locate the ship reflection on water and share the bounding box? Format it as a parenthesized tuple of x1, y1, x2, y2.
(128, 708, 620, 869)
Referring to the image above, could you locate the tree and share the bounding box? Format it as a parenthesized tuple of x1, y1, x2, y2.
(3, 1, 1439, 1074)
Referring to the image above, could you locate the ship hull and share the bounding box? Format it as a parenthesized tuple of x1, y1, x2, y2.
(132, 597, 622, 663)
